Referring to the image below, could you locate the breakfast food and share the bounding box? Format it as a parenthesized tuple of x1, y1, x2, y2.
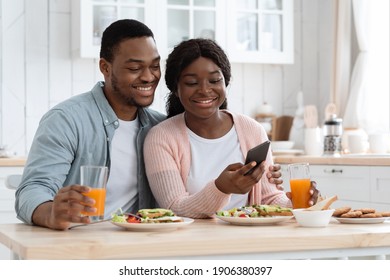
(361, 213, 379, 218)
(111, 208, 184, 223)
(332, 206, 351, 217)
(354, 208, 376, 214)
(306, 195, 338, 211)
(254, 205, 293, 216)
(136, 208, 184, 223)
(216, 205, 293, 218)
(333, 207, 390, 218)
(379, 212, 390, 217)
(340, 210, 363, 218)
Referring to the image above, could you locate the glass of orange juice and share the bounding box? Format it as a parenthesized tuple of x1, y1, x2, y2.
(288, 163, 311, 209)
(80, 165, 108, 222)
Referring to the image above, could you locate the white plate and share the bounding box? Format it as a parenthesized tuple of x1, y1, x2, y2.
(272, 149, 304, 156)
(335, 217, 389, 224)
(216, 215, 293, 226)
(110, 217, 194, 231)
(271, 141, 295, 150)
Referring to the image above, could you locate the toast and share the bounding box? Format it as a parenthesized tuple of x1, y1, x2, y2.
(306, 195, 338, 211)
(253, 205, 293, 216)
(136, 208, 184, 223)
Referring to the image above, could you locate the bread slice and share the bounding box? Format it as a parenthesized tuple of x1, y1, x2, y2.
(253, 205, 293, 216)
(137, 208, 174, 218)
(306, 195, 338, 211)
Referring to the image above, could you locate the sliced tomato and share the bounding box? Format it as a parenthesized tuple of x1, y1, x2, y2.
(126, 216, 140, 223)
(239, 214, 247, 218)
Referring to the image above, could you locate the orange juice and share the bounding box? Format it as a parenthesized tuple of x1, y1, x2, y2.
(290, 178, 311, 209)
(81, 188, 106, 216)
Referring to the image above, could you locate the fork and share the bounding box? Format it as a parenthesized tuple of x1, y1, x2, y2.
(240, 207, 253, 215)
(68, 218, 112, 229)
(123, 212, 142, 219)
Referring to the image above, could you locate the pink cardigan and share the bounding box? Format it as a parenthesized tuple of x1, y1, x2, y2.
(144, 111, 291, 218)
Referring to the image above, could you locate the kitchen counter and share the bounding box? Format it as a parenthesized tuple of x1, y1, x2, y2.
(1, 218, 390, 260)
(274, 155, 390, 166)
(2, 155, 390, 166)
(0, 157, 26, 167)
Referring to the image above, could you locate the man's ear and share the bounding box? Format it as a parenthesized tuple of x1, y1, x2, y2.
(99, 58, 110, 76)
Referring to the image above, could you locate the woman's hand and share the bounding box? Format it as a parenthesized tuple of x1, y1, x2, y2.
(284, 181, 321, 206)
(308, 181, 321, 206)
(266, 164, 321, 206)
(215, 161, 266, 194)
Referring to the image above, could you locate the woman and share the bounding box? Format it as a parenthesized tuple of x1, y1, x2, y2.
(144, 38, 317, 218)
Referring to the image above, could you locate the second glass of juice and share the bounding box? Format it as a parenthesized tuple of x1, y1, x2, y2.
(288, 163, 311, 209)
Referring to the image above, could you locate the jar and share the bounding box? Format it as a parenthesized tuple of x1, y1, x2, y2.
(323, 114, 343, 156)
(258, 102, 273, 115)
(341, 128, 368, 153)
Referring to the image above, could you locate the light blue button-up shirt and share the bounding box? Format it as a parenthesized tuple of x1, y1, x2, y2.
(15, 82, 166, 224)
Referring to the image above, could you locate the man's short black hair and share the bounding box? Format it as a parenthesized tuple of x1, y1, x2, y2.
(100, 19, 154, 62)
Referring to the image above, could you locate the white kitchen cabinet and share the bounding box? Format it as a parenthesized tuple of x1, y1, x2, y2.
(0, 166, 24, 260)
(279, 164, 390, 210)
(226, 0, 294, 63)
(71, 0, 157, 58)
(308, 165, 370, 209)
(369, 167, 390, 210)
(71, 0, 226, 59)
(71, 0, 293, 64)
(154, 0, 227, 59)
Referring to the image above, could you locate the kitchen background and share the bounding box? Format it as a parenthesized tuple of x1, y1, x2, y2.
(0, 0, 336, 156)
(0, 0, 389, 260)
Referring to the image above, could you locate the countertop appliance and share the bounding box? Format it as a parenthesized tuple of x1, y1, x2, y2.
(323, 114, 343, 156)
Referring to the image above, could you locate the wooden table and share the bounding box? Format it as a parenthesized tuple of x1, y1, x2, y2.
(1, 218, 390, 260)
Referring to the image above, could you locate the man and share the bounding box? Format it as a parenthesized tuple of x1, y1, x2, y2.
(14, 19, 288, 230)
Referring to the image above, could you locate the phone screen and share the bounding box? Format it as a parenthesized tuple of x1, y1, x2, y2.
(244, 141, 271, 175)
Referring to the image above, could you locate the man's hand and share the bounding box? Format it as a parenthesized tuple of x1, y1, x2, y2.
(266, 164, 284, 189)
(32, 185, 97, 230)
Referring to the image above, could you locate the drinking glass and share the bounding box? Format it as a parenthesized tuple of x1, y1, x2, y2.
(288, 163, 311, 209)
(80, 165, 108, 222)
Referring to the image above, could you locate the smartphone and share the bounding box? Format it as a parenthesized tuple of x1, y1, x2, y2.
(244, 140, 271, 175)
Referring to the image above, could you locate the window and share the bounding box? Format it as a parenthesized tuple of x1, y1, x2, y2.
(342, 0, 389, 134)
(363, 1, 389, 133)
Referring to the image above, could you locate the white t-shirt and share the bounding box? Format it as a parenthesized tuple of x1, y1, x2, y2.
(186, 126, 248, 210)
(104, 118, 139, 218)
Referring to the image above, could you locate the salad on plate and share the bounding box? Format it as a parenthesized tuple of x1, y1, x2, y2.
(111, 208, 184, 224)
(216, 204, 293, 218)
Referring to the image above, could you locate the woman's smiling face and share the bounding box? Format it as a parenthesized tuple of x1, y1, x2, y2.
(176, 57, 226, 120)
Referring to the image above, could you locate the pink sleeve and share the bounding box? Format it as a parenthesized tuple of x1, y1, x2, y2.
(237, 114, 291, 208)
(261, 147, 292, 207)
(144, 125, 231, 218)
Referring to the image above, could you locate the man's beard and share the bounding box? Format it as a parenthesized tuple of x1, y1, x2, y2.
(111, 75, 153, 108)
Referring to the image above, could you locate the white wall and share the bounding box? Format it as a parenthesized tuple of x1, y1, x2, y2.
(0, 0, 333, 156)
